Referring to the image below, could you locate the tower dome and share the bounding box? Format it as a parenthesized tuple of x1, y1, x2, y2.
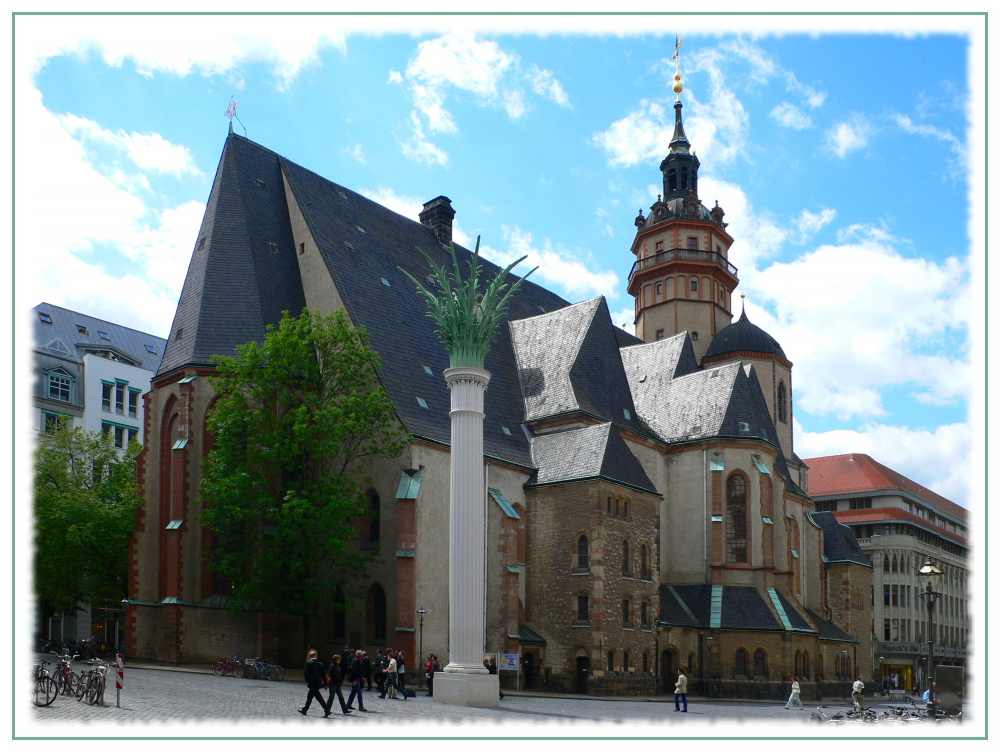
(703, 308, 787, 362)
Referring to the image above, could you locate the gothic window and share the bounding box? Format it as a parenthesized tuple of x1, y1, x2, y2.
(668, 169, 677, 191)
(622, 598, 630, 626)
(607, 650, 614, 672)
(803, 651, 810, 679)
(892, 554, 898, 573)
(369, 492, 381, 543)
(622, 539, 631, 575)
(640, 544, 650, 580)
(577, 535, 589, 570)
(623, 651, 630, 672)
(883, 554, 890, 571)
(735, 648, 748, 676)
(753, 649, 767, 678)
(777, 381, 788, 424)
(577, 594, 589, 623)
(368, 584, 387, 642)
(795, 650, 801, 677)
(641, 600, 649, 627)
(726, 474, 748, 563)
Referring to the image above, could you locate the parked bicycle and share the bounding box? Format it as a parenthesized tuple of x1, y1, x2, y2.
(212, 653, 245, 678)
(76, 658, 109, 706)
(242, 656, 284, 681)
(51, 651, 83, 697)
(32, 660, 58, 707)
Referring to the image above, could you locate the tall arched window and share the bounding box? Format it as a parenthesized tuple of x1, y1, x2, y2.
(884, 554, 890, 571)
(367, 583, 387, 642)
(623, 651, 630, 672)
(622, 539, 631, 575)
(794, 650, 801, 676)
(577, 535, 589, 570)
(803, 651, 810, 679)
(369, 492, 381, 543)
(333, 586, 346, 639)
(668, 169, 677, 191)
(735, 648, 748, 676)
(640, 544, 650, 580)
(777, 381, 788, 424)
(891, 554, 898, 573)
(726, 475, 748, 563)
(607, 650, 615, 672)
(753, 649, 767, 678)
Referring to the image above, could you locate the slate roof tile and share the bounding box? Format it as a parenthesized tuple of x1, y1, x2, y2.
(809, 511, 873, 566)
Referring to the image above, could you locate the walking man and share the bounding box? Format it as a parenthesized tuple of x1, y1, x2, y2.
(374, 648, 387, 694)
(674, 667, 688, 712)
(344, 649, 368, 712)
(300, 650, 332, 717)
(326, 654, 352, 715)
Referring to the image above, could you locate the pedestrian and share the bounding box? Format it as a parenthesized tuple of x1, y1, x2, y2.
(340, 645, 353, 674)
(374, 648, 387, 694)
(344, 649, 368, 712)
(362, 650, 372, 691)
(326, 654, 352, 715)
(299, 649, 332, 717)
(882, 676, 889, 697)
(427, 654, 439, 697)
(381, 648, 400, 699)
(484, 655, 504, 699)
(397, 652, 408, 699)
(851, 675, 865, 711)
(673, 667, 688, 712)
(784, 676, 803, 709)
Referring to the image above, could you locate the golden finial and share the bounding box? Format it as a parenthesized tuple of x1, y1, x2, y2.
(672, 35, 684, 97)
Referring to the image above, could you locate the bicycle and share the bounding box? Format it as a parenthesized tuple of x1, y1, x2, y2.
(51, 652, 83, 697)
(212, 653, 245, 678)
(77, 659, 109, 706)
(32, 660, 58, 707)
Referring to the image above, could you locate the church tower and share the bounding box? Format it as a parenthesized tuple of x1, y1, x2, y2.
(627, 47, 738, 363)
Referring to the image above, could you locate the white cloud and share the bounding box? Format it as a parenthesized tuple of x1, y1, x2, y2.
(770, 102, 812, 130)
(57, 114, 202, 177)
(592, 100, 672, 168)
(609, 307, 636, 335)
(825, 116, 869, 158)
(344, 143, 365, 163)
(394, 34, 570, 164)
(795, 207, 836, 241)
(891, 112, 968, 176)
(480, 226, 619, 303)
(796, 420, 972, 507)
(359, 187, 471, 249)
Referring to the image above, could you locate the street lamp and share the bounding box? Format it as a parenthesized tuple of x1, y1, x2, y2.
(879, 655, 885, 696)
(841, 649, 848, 698)
(120, 598, 130, 663)
(417, 606, 427, 688)
(918, 558, 942, 719)
(705, 634, 714, 699)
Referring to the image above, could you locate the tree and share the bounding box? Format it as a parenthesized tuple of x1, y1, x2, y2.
(199, 309, 410, 618)
(34, 421, 142, 619)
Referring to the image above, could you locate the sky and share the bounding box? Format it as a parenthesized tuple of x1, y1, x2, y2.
(12, 11, 987, 512)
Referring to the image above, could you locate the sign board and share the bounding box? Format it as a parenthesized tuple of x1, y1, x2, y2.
(498, 653, 518, 671)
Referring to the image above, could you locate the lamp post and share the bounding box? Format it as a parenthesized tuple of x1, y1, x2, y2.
(705, 634, 714, 699)
(918, 558, 942, 719)
(653, 623, 660, 694)
(879, 655, 885, 696)
(417, 606, 427, 688)
(120, 598, 130, 663)
(841, 649, 848, 698)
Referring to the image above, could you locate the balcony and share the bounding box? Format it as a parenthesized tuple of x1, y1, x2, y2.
(628, 248, 738, 284)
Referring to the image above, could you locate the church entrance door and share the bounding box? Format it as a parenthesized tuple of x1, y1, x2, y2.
(574, 656, 590, 694)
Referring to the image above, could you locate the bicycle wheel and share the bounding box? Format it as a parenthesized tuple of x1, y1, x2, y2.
(274, 665, 285, 682)
(212, 661, 225, 676)
(265, 665, 279, 681)
(96, 676, 106, 706)
(86, 675, 100, 705)
(76, 673, 91, 702)
(33, 676, 58, 707)
(244, 663, 258, 680)
(68, 670, 83, 697)
(234, 663, 244, 678)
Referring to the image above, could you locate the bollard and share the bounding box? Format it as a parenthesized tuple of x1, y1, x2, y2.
(116, 653, 124, 707)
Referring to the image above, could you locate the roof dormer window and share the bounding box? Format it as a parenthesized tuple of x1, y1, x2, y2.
(38, 312, 52, 323)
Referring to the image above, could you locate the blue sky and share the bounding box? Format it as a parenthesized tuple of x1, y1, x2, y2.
(13, 12, 986, 508)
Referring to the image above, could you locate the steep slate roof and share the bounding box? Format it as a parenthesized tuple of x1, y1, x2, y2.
(803, 607, 859, 643)
(804, 453, 967, 523)
(34, 302, 167, 371)
(279, 146, 570, 469)
(657, 586, 702, 628)
(526, 422, 658, 495)
(809, 511, 872, 566)
(509, 297, 639, 433)
(159, 135, 307, 376)
(704, 308, 787, 362)
(663, 585, 784, 631)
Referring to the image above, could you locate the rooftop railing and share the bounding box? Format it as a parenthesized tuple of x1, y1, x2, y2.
(628, 248, 738, 284)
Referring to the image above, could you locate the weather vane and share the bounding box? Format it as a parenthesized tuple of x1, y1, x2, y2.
(225, 96, 247, 136)
(672, 35, 685, 99)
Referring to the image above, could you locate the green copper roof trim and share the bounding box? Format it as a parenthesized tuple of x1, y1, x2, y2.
(762, 516, 773, 525)
(767, 587, 814, 633)
(710, 452, 724, 471)
(711, 514, 723, 522)
(668, 586, 700, 626)
(506, 565, 522, 573)
(489, 488, 520, 519)
(395, 549, 415, 558)
(709, 585, 723, 629)
(752, 454, 770, 473)
(396, 467, 424, 499)
(102, 418, 139, 431)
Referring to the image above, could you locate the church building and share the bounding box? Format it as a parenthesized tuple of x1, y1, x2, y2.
(128, 75, 872, 699)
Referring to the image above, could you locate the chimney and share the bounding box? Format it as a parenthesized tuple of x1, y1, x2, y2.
(419, 196, 456, 246)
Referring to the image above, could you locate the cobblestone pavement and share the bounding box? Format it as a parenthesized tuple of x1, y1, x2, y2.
(21, 661, 968, 736)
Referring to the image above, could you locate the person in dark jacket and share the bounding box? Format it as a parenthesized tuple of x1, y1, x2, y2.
(397, 652, 407, 699)
(485, 655, 504, 699)
(344, 649, 367, 712)
(374, 648, 387, 694)
(361, 651, 373, 691)
(326, 654, 352, 714)
(426, 654, 440, 697)
(300, 650, 331, 716)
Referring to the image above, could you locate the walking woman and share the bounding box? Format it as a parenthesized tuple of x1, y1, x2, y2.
(784, 675, 803, 709)
(380, 648, 399, 699)
(326, 654, 352, 714)
(397, 652, 408, 700)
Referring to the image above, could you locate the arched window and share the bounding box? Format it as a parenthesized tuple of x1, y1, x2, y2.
(577, 535, 589, 570)
(668, 169, 677, 192)
(803, 651, 810, 679)
(615, 498, 620, 516)
(607, 650, 614, 672)
(622, 539, 631, 575)
(367, 584, 387, 642)
(753, 649, 767, 678)
(369, 492, 381, 543)
(680, 166, 689, 190)
(641, 600, 649, 627)
(777, 381, 788, 424)
(623, 651, 630, 672)
(735, 648, 748, 676)
(640, 544, 650, 579)
(643, 653, 649, 673)
(794, 650, 801, 677)
(726, 475, 748, 563)
(892, 554, 898, 573)
(817, 654, 824, 680)
(883, 554, 890, 571)
(622, 598, 630, 625)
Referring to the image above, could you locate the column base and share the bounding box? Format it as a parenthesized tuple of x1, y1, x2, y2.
(432, 672, 500, 708)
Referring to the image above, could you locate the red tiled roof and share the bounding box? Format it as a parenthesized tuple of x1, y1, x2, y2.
(831, 508, 968, 547)
(804, 453, 967, 522)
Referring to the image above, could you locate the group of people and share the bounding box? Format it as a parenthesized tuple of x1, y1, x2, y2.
(299, 645, 418, 716)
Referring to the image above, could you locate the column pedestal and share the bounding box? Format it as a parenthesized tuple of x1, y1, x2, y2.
(433, 672, 500, 708)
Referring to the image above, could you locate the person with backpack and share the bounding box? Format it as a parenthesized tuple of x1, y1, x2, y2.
(326, 654, 352, 714)
(344, 649, 368, 712)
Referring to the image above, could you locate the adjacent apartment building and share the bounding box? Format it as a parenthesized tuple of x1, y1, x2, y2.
(33, 302, 167, 644)
(803, 453, 970, 691)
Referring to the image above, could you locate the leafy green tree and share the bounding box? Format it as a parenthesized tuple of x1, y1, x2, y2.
(34, 421, 142, 619)
(199, 309, 410, 618)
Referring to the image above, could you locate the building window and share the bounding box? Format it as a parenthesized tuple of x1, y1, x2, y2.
(777, 381, 788, 424)
(115, 383, 126, 414)
(735, 648, 748, 676)
(577, 595, 589, 623)
(623, 651, 630, 672)
(128, 389, 139, 418)
(47, 373, 72, 402)
(622, 598, 630, 626)
(333, 587, 346, 638)
(656, 329, 665, 340)
(656, 282, 663, 296)
(622, 539, 631, 576)
(42, 412, 67, 434)
(102, 423, 137, 449)
(607, 650, 614, 672)
(814, 500, 838, 512)
(39, 312, 53, 323)
(690, 279, 698, 292)
(687, 237, 697, 250)
(655, 240, 664, 251)
(726, 475, 748, 563)
(640, 544, 650, 580)
(102, 383, 113, 412)
(369, 492, 380, 543)
(753, 649, 767, 678)
(577, 535, 590, 570)
(849, 497, 872, 510)
(640, 600, 649, 627)
(643, 653, 649, 673)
